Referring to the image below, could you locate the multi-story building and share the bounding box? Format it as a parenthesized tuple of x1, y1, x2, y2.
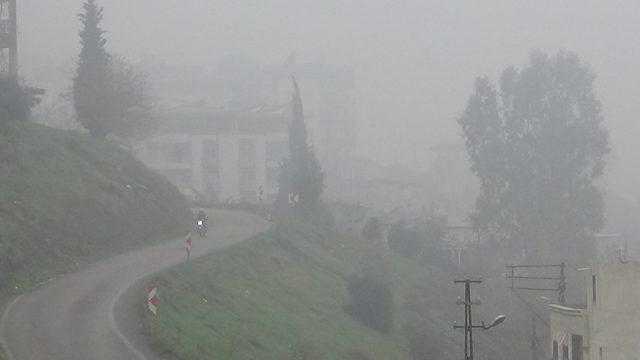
(134, 105, 289, 203)
(135, 57, 355, 203)
(549, 261, 640, 360)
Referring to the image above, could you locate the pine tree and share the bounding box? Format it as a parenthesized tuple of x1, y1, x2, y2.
(73, 0, 111, 138)
(275, 78, 325, 219)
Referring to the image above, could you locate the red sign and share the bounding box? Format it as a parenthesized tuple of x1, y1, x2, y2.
(185, 232, 192, 252)
(147, 283, 158, 315)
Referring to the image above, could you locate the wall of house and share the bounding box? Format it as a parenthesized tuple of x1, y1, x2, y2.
(550, 306, 589, 360)
(589, 262, 640, 360)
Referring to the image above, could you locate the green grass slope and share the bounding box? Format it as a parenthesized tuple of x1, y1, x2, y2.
(144, 223, 525, 360)
(0, 122, 191, 297)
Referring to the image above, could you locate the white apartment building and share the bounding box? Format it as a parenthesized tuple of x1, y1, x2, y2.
(134, 106, 289, 203)
(135, 58, 356, 203)
(549, 261, 640, 360)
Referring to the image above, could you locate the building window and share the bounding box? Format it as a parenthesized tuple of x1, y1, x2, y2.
(553, 341, 558, 360)
(572, 335, 583, 360)
(562, 345, 569, 360)
(202, 140, 219, 166)
(239, 139, 256, 166)
(266, 167, 280, 194)
(592, 275, 597, 304)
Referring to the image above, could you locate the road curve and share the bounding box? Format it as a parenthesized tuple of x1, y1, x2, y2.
(1, 210, 270, 360)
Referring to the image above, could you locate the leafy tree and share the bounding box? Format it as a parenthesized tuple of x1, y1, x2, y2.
(0, 76, 39, 126)
(106, 56, 153, 138)
(275, 78, 325, 218)
(73, 0, 151, 139)
(458, 51, 609, 258)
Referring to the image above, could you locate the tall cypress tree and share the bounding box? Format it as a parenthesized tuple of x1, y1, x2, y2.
(275, 78, 325, 218)
(73, 0, 111, 138)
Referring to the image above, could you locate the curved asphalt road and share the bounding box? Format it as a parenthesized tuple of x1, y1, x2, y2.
(1, 210, 270, 360)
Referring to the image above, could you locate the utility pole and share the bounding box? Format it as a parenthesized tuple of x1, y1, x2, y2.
(0, 0, 17, 77)
(453, 278, 506, 360)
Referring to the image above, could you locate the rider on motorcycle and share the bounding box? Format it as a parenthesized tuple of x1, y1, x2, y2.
(195, 209, 207, 221)
(194, 209, 209, 237)
(195, 209, 208, 226)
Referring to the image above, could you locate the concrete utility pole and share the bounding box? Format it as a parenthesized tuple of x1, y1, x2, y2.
(454, 279, 507, 360)
(0, 0, 17, 77)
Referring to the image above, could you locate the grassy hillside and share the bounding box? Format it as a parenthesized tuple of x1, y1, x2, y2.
(143, 223, 527, 360)
(0, 122, 191, 297)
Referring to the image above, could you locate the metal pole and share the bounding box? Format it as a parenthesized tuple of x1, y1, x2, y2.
(467, 280, 474, 360)
(558, 262, 566, 304)
(8, 0, 16, 77)
(455, 279, 482, 360)
(464, 281, 469, 360)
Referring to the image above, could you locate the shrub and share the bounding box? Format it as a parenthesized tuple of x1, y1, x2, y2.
(387, 222, 422, 258)
(0, 77, 38, 125)
(405, 320, 443, 360)
(346, 274, 393, 334)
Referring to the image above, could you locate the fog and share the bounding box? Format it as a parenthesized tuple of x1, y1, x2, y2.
(4, 2, 640, 359)
(16, 1, 640, 195)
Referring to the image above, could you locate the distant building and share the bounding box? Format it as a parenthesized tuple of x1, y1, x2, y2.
(549, 261, 640, 360)
(135, 57, 356, 203)
(133, 104, 289, 203)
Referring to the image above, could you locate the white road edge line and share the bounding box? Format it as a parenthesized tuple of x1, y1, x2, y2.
(0, 295, 23, 360)
(109, 280, 149, 360)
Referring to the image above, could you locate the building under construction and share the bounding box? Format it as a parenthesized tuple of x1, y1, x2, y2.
(0, 0, 16, 77)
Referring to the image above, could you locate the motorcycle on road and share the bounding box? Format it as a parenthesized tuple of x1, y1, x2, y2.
(196, 219, 207, 238)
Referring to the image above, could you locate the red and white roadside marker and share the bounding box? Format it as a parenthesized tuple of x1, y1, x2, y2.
(185, 231, 192, 259)
(288, 193, 299, 205)
(147, 283, 158, 316)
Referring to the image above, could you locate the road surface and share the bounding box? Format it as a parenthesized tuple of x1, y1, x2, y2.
(0, 210, 269, 360)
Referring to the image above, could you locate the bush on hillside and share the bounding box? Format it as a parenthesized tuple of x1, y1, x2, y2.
(387, 222, 422, 258)
(387, 219, 454, 271)
(0, 77, 39, 125)
(405, 320, 443, 360)
(345, 274, 393, 334)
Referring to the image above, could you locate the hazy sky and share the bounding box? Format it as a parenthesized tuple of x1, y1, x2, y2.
(17, 0, 640, 195)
